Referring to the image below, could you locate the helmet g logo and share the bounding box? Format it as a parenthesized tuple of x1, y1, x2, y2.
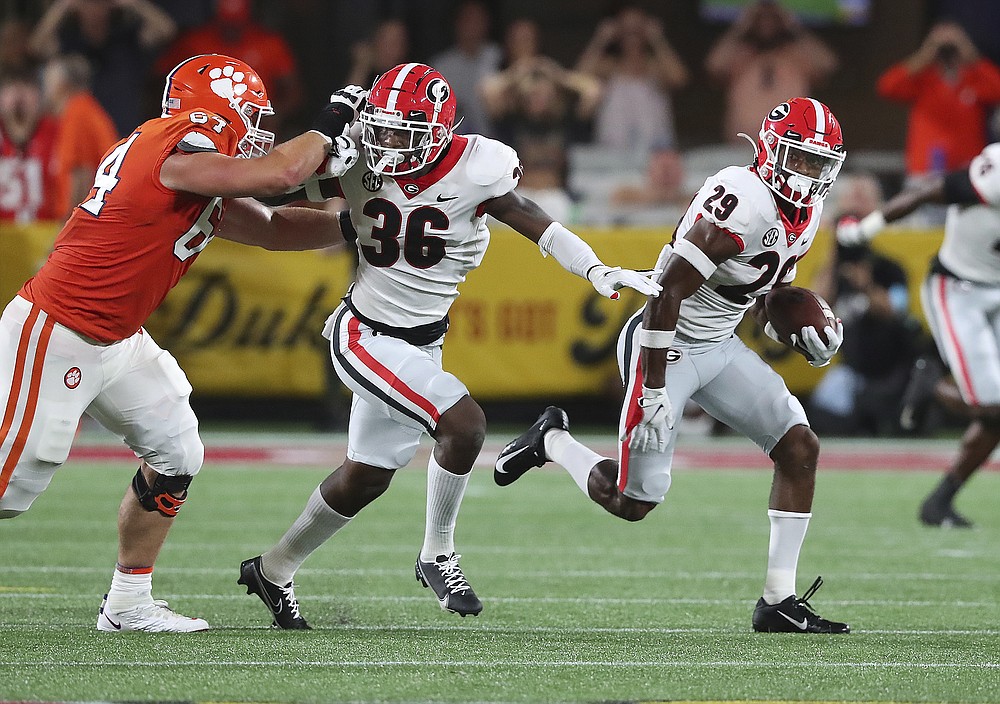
(768, 103, 791, 121)
(209, 65, 248, 101)
(425, 78, 451, 107)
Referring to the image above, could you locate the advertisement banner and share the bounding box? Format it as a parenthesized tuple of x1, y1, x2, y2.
(1, 222, 945, 399)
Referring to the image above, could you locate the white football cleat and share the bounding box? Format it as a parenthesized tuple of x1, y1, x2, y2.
(97, 593, 209, 633)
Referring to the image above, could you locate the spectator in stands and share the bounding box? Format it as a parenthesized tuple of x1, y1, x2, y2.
(482, 48, 601, 222)
(877, 21, 1000, 179)
(0, 19, 35, 75)
(29, 0, 176, 136)
(808, 175, 923, 436)
(706, 0, 837, 144)
(0, 69, 61, 223)
(156, 0, 302, 135)
(346, 19, 409, 90)
(41, 54, 119, 219)
(499, 17, 542, 68)
(609, 142, 686, 210)
(431, 0, 501, 138)
(577, 4, 687, 154)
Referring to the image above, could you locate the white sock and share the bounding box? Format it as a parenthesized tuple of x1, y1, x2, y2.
(106, 567, 153, 611)
(420, 453, 470, 561)
(763, 508, 812, 604)
(543, 429, 607, 496)
(261, 486, 351, 585)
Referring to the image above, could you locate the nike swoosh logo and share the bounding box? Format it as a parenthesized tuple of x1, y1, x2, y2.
(778, 611, 808, 630)
(436, 195, 458, 202)
(496, 445, 530, 472)
(253, 574, 283, 612)
(104, 613, 122, 630)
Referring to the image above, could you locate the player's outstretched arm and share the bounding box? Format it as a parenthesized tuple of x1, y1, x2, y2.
(215, 197, 345, 251)
(483, 190, 661, 299)
(836, 167, 984, 246)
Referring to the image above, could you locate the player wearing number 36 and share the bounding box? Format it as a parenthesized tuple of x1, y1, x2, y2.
(496, 97, 852, 633)
(237, 62, 661, 628)
(0, 54, 365, 632)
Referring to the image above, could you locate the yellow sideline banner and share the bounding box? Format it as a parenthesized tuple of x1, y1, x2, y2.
(1, 222, 945, 399)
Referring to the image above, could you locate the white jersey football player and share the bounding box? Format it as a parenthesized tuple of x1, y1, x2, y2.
(237, 62, 661, 628)
(838, 142, 1000, 528)
(496, 98, 851, 633)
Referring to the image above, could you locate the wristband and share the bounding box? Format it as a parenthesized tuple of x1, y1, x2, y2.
(859, 211, 887, 238)
(638, 328, 675, 349)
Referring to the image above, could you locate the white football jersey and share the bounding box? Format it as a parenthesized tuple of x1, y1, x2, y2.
(309, 126, 521, 328)
(655, 166, 824, 342)
(938, 143, 1000, 285)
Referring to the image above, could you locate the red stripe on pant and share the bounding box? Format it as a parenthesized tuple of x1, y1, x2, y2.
(346, 315, 441, 424)
(618, 356, 645, 493)
(0, 308, 55, 497)
(934, 275, 978, 405)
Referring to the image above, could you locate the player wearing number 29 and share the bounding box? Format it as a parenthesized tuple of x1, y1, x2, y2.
(237, 62, 661, 628)
(497, 97, 852, 633)
(0, 54, 363, 632)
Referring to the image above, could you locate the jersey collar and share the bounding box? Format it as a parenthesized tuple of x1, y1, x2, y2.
(390, 135, 469, 199)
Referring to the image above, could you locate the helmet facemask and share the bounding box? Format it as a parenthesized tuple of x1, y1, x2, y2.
(234, 98, 274, 159)
(760, 131, 844, 207)
(360, 105, 451, 176)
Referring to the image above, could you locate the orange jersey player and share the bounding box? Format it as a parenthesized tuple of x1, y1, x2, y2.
(0, 53, 365, 632)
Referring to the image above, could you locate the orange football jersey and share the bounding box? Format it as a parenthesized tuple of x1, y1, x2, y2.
(20, 110, 239, 343)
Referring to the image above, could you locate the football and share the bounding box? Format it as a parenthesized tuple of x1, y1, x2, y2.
(764, 286, 837, 347)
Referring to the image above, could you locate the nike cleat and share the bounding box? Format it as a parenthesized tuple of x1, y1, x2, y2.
(97, 593, 209, 633)
(238, 556, 311, 630)
(900, 356, 943, 432)
(919, 495, 973, 528)
(415, 552, 482, 616)
(494, 406, 569, 486)
(752, 576, 849, 634)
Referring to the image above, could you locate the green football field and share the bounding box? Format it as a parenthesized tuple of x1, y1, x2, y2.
(1, 433, 997, 703)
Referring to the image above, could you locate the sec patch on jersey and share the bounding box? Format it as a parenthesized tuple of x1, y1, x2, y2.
(765, 286, 837, 348)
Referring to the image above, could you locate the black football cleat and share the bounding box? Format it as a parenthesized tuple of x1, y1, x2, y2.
(238, 556, 311, 630)
(494, 406, 569, 487)
(752, 576, 849, 634)
(919, 494, 974, 528)
(415, 553, 482, 616)
(899, 356, 943, 432)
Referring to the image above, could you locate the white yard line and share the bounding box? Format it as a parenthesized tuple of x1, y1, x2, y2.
(2, 659, 997, 668)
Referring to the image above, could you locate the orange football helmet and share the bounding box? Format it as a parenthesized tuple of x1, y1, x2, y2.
(161, 54, 274, 158)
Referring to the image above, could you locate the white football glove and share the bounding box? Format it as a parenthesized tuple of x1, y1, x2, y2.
(588, 265, 663, 300)
(621, 386, 674, 453)
(324, 132, 359, 177)
(790, 320, 844, 368)
(327, 85, 368, 113)
(836, 212, 886, 246)
(763, 321, 782, 343)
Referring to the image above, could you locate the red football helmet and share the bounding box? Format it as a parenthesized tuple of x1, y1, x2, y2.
(360, 63, 457, 176)
(161, 54, 274, 158)
(751, 97, 845, 207)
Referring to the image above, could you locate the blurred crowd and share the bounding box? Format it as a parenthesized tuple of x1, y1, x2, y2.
(3, 0, 1000, 229)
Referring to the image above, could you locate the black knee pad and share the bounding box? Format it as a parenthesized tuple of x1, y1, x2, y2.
(132, 468, 193, 517)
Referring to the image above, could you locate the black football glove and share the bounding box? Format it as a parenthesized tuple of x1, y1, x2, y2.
(311, 85, 368, 143)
